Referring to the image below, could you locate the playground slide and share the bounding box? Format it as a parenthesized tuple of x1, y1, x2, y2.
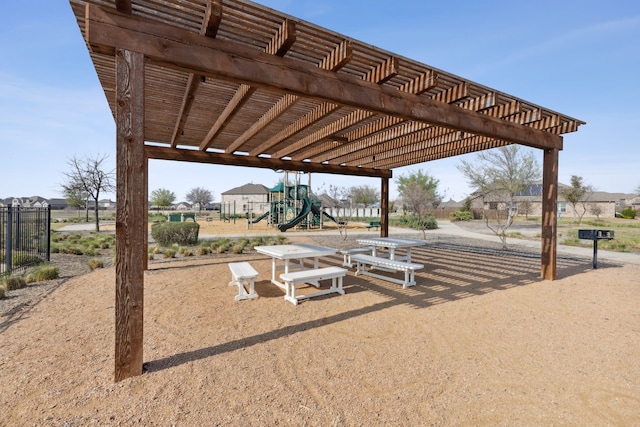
(311, 203, 340, 225)
(277, 197, 311, 232)
(251, 211, 270, 224)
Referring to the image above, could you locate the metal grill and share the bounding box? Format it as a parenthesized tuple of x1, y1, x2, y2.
(578, 229, 614, 269)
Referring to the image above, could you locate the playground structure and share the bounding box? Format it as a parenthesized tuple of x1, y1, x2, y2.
(247, 171, 346, 234)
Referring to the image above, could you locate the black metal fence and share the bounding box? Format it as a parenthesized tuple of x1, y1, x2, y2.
(1, 206, 51, 278)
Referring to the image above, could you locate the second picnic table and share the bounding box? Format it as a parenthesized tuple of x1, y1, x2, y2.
(355, 237, 426, 262)
(254, 243, 345, 304)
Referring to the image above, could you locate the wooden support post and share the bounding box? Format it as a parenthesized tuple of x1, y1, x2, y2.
(541, 148, 559, 280)
(115, 49, 146, 381)
(381, 177, 389, 237)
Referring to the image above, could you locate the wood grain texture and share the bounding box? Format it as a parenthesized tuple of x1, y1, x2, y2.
(115, 49, 146, 382)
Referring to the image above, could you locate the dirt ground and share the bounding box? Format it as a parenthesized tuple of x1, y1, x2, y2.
(1, 221, 639, 426)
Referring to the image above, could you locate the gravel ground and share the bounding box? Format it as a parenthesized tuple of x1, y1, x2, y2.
(2, 227, 639, 426)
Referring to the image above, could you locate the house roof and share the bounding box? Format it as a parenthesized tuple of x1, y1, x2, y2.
(222, 183, 269, 195)
(70, 0, 584, 179)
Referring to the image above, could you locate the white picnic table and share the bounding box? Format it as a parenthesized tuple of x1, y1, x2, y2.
(254, 244, 343, 304)
(355, 237, 426, 262)
(353, 237, 426, 287)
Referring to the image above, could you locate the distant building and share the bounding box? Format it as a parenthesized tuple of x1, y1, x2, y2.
(468, 182, 637, 219)
(221, 183, 270, 213)
(173, 202, 192, 211)
(0, 196, 68, 210)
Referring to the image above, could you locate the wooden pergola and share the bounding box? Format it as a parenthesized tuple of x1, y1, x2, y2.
(69, 0, 585, 381)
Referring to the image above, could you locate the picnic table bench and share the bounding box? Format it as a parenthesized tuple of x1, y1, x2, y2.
(351, 254, 423, 288)
(340, 247, 375, 267)
(280, 266, 347, 305)
(228, 262, 259, 301)
(365, 220, 381, 230)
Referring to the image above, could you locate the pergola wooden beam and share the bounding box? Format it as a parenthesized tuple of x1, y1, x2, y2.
(199, 18, 297, 151)
(541, 149, 559, 280)
(85, 5, 564, 151)
(170, 0, 223, 148)
(271, 57, 399, 159)
(114, 48, 145, 382)
(145, 145, 392, 178)
(115, 0, 131, 14)
(248, 40, 353, 156)
(227, 38, 351, 155)
(291, 72, 441, 161)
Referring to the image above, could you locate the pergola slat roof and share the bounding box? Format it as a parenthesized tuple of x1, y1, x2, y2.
(70, 0, 584, 178)
(69, 0, 584, 382)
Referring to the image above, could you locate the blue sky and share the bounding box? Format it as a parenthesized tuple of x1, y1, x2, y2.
(1, 0, 639, 203)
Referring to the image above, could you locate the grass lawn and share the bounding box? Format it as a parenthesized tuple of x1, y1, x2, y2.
(514, 217, 640, 254)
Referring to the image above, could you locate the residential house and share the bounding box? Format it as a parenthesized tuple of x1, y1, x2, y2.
(0, 196, 68, 210)
(221, 183, 270, 214)
(469, 183, 636, 219)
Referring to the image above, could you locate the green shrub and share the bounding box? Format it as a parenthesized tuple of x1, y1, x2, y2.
(620, 207, 637, 219)
(232, 244, 244, 254)
(151, 222, 200, 246)
(397, 214, 438, 230)
(164, 249, 176, 258)
(196, 246, 211, 256)
(88, 258, 104, 271)
(0, 286, 5, 299)
(3, 276, 26, 291)
(449, 210, 473, 222)
(32, 265, 59, 281)
(216, 243, 230, 254)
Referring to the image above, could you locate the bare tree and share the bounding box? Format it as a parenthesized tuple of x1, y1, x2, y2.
(186, 187, 214, 211)
(560, 175, 592, 223)
(589, 203, 603, 221)
(62, 154, 114, 232)
(458, 145, 540, 248)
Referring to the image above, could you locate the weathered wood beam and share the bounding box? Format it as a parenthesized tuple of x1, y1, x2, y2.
(380, 138, 510, 169)
(381, 177, 389, 238)
(114, 49, 145, 382)
(399, 70, 438, 95)
(271, 109, 372, 159)
(272, 57, 399, 159)
(482, 100, 521, 118)
(541, 148, 559, 280)
(200, 18, 297, 151)
(145, 145, 392, 178)
(171, 73, 202, 148)
(292, 115, 406, 161)
(226, 41, 352, 155)
(342, 126, 452, 166)
(318, 40, 353, 71)
(115, 0, 131, 14)
(432, 82, 469, 104)
(326, 121, 432, 165)
(252, 102, 342, 156)
(302, 87, 494, 163)
(365, 132, 488, 168)
(170, 0, 223, 148)
(199, 84, 256, 150)
(203, 0, 223, 38)
(85, 5, 564, 151)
